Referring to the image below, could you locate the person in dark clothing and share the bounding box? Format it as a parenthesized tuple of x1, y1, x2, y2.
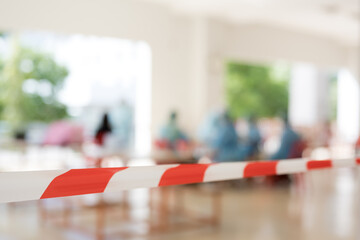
(245, 116, 261, 157)
(95, 113, 112, 146)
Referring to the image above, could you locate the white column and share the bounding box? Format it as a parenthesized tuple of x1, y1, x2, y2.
(134, 42, 152, 153)
(186, 17, 210, 135)
(337, 69, 360, 142)
(289, 64, 318, 126)
(289, 64, 330, 127)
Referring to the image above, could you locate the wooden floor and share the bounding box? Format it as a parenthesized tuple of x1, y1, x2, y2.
(0, 168, 359, 240)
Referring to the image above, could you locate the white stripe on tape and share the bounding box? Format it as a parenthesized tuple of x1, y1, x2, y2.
(204, 162, 247, 182)
(104, 164, 179, 192)
(0, 170, 66, 203)
(331, 158, 356, 168)
(276, 158, 307, 175)
(0, 157, 357, 204)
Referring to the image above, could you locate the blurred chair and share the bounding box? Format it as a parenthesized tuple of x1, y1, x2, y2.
(43, 121, 84, 146)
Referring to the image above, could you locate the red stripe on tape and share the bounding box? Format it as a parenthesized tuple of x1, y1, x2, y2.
(41, 167, 127, 199)
(243, 161, 278, 178)
(356, 158, 360, 164)
(307, 160, 332, 170)
(159, 164, 211, 186)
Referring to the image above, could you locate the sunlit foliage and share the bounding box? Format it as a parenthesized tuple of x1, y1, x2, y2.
(226, 62, 289, 118)
(0, 37, 68, 130)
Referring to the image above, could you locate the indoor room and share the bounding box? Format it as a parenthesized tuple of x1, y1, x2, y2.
(0, 0, 359, 239)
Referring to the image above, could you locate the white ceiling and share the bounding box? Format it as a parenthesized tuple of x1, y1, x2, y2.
(141, 0, 359, 46)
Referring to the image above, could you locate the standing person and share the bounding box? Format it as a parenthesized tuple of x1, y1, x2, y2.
(84, 112, 114, 167)
(94, 113, 112, 146)
(110, 101, 134, 149)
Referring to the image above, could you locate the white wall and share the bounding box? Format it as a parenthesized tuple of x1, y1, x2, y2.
(208, 20, 350, 67)
(0, 0, 358, 137)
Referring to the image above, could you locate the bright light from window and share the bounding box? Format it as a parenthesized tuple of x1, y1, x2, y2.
(18, 31, 152, 152)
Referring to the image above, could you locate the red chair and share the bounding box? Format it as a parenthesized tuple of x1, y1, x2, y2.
(289, 140, 307, 159)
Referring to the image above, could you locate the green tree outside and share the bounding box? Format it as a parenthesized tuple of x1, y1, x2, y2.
(225, 61, 289, 119)
(0, 38, 68, 131)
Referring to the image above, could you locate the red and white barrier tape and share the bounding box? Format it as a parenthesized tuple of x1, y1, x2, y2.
(0, 157, 358, 203)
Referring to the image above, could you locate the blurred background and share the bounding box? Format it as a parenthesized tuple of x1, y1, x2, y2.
(0, 0, 359, 239)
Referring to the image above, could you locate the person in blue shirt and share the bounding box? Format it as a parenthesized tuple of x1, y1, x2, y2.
(198, 111, 221, 148)
(110, 101, 134, 148)
(159, 111, 188, 149)
(210, 111, 248, 162)
(271, 117, 301, 160)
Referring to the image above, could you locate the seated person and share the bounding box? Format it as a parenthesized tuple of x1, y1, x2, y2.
(156, 111, 189, 151)
(200, 111, 248, 162)
(245, 116, 262, 157)
(270, 117, 302, 160)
